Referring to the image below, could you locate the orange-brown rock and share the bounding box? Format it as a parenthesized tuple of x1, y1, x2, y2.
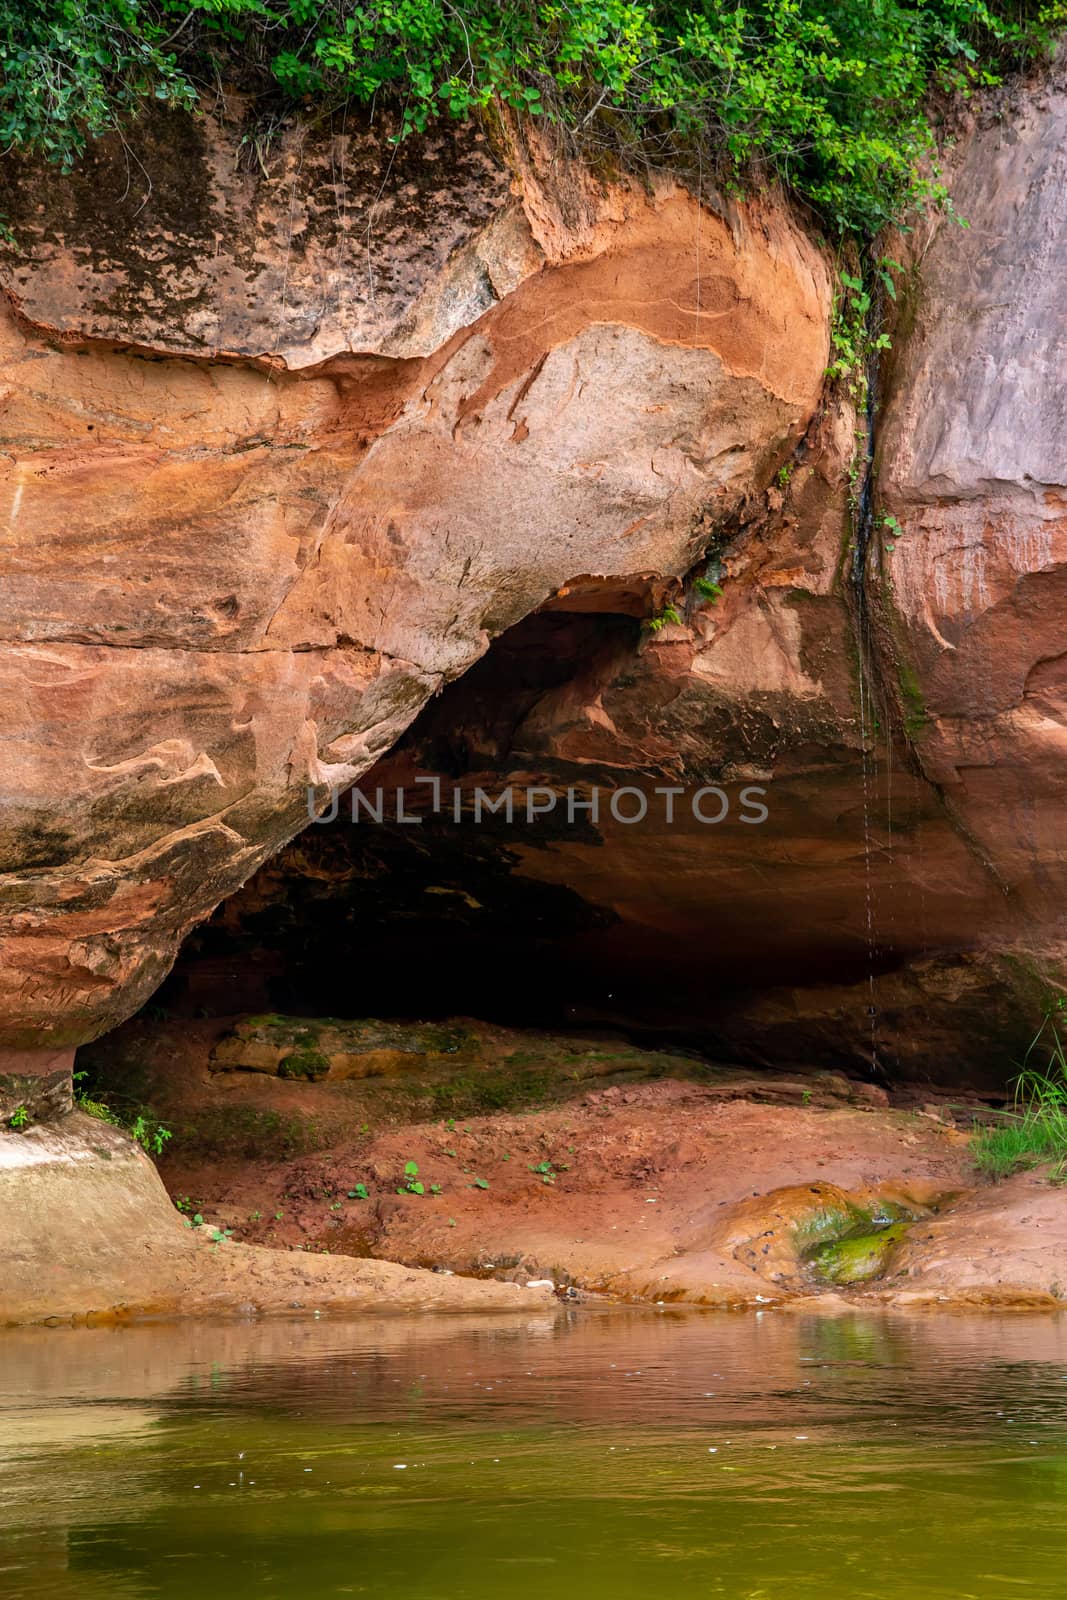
(4, 75, 1067, 1093)
(0, 1110, 554, 1324)
(199, 400, 1051, 1085)
(192, 79, 1067, 1086)
(0, 106, 830, 1065)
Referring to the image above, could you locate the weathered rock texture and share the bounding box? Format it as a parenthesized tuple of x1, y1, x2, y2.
(138, 1015, 1049, 1311)
(0, 1112, 554, 1323)
(0, 104, 829, 1065)
(184, 77, 1067, 1086)
(875, 78, 1067, 995)
(3, 75, 1066, 1088)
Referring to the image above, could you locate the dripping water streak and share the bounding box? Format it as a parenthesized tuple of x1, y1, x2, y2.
(849, 277, 885, 1082)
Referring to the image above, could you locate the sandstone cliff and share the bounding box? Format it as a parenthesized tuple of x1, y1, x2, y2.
(0, 105, 828, 1109)
(1, 77, 1065, 1103)
(178, 79, 1067, 1086)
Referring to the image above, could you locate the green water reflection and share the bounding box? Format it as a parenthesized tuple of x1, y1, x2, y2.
(2, 1307, 1067, 1598)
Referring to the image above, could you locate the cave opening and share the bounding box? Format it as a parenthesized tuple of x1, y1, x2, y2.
(145, 598, 922, 1078)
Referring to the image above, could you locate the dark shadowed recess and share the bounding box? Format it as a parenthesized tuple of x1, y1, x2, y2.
(149, 601, 954, 1080)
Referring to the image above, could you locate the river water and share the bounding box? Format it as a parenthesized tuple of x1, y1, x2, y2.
(3, 1307, 1067, 1598)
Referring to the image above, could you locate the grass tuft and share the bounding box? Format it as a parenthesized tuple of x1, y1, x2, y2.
(972, 1016, 1067, 1182)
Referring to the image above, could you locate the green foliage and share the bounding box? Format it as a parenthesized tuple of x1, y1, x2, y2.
(73, 1070, 172, 1157)
(0, 0, 194, 167)
(398, 1158, 425, 1195)
(8, 1104, 29, 1128)
(390, 1159, 440, 1196)
(129, 1112, 172, 1156)
(644, 603, 683, 633)
(529, 1157, 565, 1185)
(827, 265, 893, 393)
(1, 1, 1063, 236)
(972, 1009, 1067, 1181)
(180, 1212, 233, 1241)
(646, 572, 721, 633)
(278, 1047, 331, 1081)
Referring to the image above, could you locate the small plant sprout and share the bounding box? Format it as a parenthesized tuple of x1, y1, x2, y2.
(826, 268, 892, 397)
(644, 604, 683, 633)
(876, 256, 905, 300)
(347, 1184, 369, 1201)
(8, 1105, 29, 1128)
(399, 1161, 425, 1196)
(472, 1177, 489, 1190)
(128, 1115, 172, 1157)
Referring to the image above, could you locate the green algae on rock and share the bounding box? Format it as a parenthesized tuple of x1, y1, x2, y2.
(807, 1218, 913, 1286)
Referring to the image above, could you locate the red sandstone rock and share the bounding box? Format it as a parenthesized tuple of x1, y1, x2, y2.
(0, 108, 829, 1054)
(221, 82, 1067, 1084)
(2, 78, 1065, 1085)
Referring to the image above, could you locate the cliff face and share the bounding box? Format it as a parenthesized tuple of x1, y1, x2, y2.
(1, 79, 1065, 1095)
(0, 105, 830, 1097)
(179, 79, 1067, 1086)
(877, 82, 1067, 993)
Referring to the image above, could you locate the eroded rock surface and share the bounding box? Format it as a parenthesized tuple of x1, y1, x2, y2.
(0, 107, 534, 364)
(0, 1111, 554, 1324)
(0, 107, 829, 1055)
(192, 79, 1067, 1085)
(875, 77, 1067, 998)
(3, 75, 1066, 1091)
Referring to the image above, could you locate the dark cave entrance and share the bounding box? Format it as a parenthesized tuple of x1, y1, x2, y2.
(159, 608, 649, 1033)
(148, 599, 929, 1077)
